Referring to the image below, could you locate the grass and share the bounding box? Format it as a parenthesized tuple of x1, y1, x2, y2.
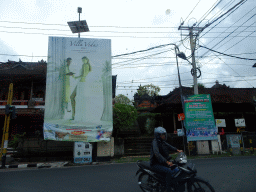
(61, 150, 256, 166)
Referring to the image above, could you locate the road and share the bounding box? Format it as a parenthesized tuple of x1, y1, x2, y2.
(0, 156, 255, 192)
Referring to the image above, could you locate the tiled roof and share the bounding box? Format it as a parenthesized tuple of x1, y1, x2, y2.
(157, 87, 256, 105)
(0, 60, 47, 75)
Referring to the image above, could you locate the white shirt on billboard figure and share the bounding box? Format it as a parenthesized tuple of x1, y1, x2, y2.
(73, 56, 104, 124)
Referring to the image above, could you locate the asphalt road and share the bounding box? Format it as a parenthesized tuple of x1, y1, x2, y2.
(0, 156, 255, 192)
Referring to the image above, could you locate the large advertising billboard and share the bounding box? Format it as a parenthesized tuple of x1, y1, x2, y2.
(43, 37, 113, 142)
(184, 94, 218, 141)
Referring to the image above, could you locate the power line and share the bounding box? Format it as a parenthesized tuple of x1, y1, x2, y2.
(200, 8, 256, 57)
(199, 45, 256, 60)
(200, 0, 247, 38)
(112, 43, 177, 58)
(183, 0, 202, 24)
(200, 43, 254, 87)
(197, 0, 223, 26)
(0, 53, 47, 57)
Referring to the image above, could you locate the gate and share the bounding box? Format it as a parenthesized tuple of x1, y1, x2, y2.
(124, 137, 153, 156)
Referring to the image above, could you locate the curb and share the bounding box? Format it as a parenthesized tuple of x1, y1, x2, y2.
(2, 162, 69, 169)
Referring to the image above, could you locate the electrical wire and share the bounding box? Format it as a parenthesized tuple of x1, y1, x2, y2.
(200, 0, 247, 38)
(112, 43, 177, 58)
(183, 0, 201, 24)
(199, 41, 254, 87)
(197, 0, 223, 26)
(199, 45, 256, 60)
(199, 7, 256, 58)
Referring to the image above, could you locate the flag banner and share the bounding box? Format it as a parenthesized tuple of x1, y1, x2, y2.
(184, 94, 218, 141)
(43, 37, 112, 142)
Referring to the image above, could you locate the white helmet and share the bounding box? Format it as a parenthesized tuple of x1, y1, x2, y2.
(154, 127, 167, 141)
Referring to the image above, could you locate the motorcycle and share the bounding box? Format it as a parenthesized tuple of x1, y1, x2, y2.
(135, 152, 215, 192)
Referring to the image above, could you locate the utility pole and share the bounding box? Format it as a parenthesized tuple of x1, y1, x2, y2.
(178, 26, 203, 95)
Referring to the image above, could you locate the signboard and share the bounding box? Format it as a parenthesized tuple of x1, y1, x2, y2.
(215, 119, 226, 127)
(43, 37, 113, 142)
(177, 129, 184, 136)
(227, 134, 241, 148)
(184, 94, 218, 141)
(178, 113, 185, 121)
(74, 142, 92, 164)
(235, 119, 245, 127)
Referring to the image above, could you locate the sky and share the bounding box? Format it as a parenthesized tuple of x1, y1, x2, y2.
(0, 0, 255, 100)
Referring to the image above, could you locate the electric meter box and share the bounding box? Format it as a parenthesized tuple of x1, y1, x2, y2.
(74, 142, 92, 164)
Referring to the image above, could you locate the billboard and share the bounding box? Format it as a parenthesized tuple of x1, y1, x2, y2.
(43, 37, 113, 142)
(184, 94, 218, 141)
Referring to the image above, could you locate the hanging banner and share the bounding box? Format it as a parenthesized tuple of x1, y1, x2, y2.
(43, 37, 113, 142)
(184, 94, 218, 141)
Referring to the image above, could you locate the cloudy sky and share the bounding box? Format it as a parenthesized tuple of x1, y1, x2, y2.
(0, 0, 255, 100)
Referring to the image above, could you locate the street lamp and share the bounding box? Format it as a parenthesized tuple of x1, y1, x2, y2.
(174, 45, 187, 153)
(67, 7, 89, 38)
(176, 48, 201, 92)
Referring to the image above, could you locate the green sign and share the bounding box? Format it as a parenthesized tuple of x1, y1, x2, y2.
(184, 94, 218, 141)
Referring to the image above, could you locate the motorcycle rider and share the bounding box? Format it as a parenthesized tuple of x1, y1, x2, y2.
(150, 127, 183, 192)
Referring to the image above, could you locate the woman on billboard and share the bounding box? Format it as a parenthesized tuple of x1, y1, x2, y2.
(70, 56, 92, 120)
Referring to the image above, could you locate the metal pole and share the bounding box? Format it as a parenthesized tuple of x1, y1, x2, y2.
(189, 28, 198, 95)
(78, 13, 81, 38)
(175, 46, 186, 153)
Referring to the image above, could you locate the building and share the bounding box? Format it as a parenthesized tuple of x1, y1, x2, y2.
(134, 82, 256, 134)
(0, 60, 117, 161)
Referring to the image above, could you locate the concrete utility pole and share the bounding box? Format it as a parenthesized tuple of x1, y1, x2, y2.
(178, 26, 203, 95)
(189, 28, 198, 95)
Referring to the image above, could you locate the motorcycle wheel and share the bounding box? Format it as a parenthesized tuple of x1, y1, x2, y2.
(138, 173, 163, 192)
(187, 178, 215, 192)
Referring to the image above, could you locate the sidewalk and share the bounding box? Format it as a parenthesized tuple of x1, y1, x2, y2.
(2, 150, 255, 169)
(2, 161, 69, 169)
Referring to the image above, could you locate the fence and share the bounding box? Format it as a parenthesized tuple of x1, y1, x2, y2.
(123, 132, 256, 157)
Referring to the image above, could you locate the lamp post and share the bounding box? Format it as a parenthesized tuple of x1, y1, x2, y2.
(67, 7, 89, 38)
(174, 45, 187, 153)
(78, 7, 82, 38)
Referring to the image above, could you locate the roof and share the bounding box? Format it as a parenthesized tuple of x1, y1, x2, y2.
(0, 60, 47, 76)
(157, 87, 256, 105)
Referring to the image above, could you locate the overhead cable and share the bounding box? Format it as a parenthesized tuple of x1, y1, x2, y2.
(199, 45, 256, 60)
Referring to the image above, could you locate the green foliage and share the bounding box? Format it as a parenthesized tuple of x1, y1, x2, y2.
(191, 83, 205, 88)
(115, 94, 132, 105)
(136, 84, 161, 96)
(9, 132, 26, 149)
(145, 118, 156, 136)
(137, 113, 162, 136)
(113, 103, 138, 136)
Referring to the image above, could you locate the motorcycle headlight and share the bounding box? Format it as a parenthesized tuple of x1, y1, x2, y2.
(179, 155, 187, 164)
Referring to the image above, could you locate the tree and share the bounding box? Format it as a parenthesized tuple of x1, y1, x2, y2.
(191, 83, 205, 88)
(113, 103, 137, 137)
(136, 84, 161, 96)
(198, 83, 205, 88)
(114, 94, 132, 105)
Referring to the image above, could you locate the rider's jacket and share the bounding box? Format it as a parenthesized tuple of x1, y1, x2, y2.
(150, 136, 177, 166)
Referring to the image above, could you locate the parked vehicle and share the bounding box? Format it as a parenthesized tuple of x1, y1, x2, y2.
(135, 152, 215, 192)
